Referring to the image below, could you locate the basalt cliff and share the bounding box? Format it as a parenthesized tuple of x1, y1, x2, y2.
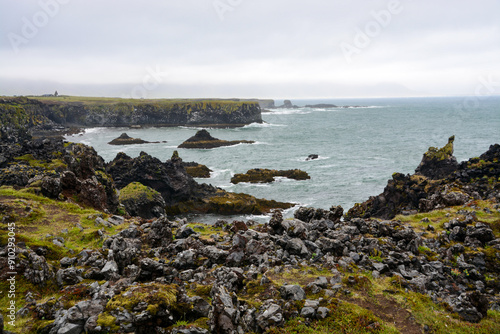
(0, 97, 263, 131)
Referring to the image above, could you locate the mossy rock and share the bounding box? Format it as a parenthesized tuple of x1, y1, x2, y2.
(165, 190, 294, 215)
(231, 168, 311, 184)
(119, 182, 166, 219)
(184, 164, 212, 178)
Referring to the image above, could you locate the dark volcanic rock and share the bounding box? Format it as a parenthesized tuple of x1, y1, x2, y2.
(118, 182, 166, 219)
(107, 151, 202, 206)
(108, 133, 154, 145)
(231, 168, 310, 184)
(107, 151, 293, 215)
(178, 129, 254, 149)
(347, 137, 500, 219)
(306, 154, 319, 161)
(183, 161, 212, 178)
(415, 136, 458, 179)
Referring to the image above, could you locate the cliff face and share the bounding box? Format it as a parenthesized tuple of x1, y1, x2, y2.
(43, 100, 263, 127)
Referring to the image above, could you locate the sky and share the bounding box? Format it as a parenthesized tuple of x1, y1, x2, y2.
(1, 0, 499, 99)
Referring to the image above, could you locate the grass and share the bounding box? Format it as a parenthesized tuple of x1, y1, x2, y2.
(0, 185, 132, 264)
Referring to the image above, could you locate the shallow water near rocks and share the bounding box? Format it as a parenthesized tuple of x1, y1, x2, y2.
(66, 96, 500, 223)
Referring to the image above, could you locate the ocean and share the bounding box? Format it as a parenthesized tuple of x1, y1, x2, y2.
(65, 96, 500, 223)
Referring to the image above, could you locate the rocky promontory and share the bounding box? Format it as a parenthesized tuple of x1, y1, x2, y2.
(178, 130, 254, 149)
(0, 97, 263, 133)
(347, 137, 500, 220)
(231, 168, 311, 184)
(106, 150, 293, 216)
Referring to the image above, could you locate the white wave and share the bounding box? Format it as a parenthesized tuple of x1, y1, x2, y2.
(295, 156, 331, 162)
(82, 127, 108, 134)
(243, 122, 287, 128)
(265, 109, 311, 115)
(209, 168, 234, 178)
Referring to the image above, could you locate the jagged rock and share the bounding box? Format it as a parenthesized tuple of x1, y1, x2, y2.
(56, 268, 83, 286)
(280, 284, 306, 301)
(294, 205, 343, 223)
(100, 260, 119, 279)
(57, 323, 82, 334)
(179, 129, 254, 149)
(41, 176, 62, 199)
(108, 133, 151, 145)
(231, 168, 310, 184)
(22, 251, 54, 286)
(317, 307, 330, 319)
(306, 154, 319, 161)
(119, 182, 166, 219)
(145, 217, 173, 247)
(256, 303, 283, 331)
(209, 285, 240, 334)
(174, 249, 197, 269)
(416, 136, 458, 179)
(300, 306, 316, 318)
(176, 225, 197, 239)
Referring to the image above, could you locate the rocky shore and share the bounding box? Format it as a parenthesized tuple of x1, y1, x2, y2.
(1, 102, 500, 333)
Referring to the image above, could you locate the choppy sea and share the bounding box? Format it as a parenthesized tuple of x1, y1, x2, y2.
(65, 96, 500, 223)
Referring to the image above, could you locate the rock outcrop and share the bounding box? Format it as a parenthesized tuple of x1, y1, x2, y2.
(178, 130, 254, 149)
(108, 133, 158, 145)
(231, 168, 310, 184)
(347, 137, 500, 220)
(415, 136, 458, 179)
(183, 162, 212, 178)
(118, 182, 166, 219)
(0, 133, 119, 213)
(107, 151, 293, 215)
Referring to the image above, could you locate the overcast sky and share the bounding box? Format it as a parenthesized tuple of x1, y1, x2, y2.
(1, 0, 499, 99)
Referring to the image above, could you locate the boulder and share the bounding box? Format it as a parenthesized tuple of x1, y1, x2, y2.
(280, 284, 306, 301)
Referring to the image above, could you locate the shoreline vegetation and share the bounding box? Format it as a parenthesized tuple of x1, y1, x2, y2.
(0, 96, 499, 333)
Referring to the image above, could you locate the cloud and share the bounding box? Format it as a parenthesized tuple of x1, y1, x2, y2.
(1, 0, 499, 98)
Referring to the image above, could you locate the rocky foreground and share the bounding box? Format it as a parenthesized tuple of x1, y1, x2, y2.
(0, 129, 499, 333)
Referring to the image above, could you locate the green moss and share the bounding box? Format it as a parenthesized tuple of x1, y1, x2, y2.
(424, 136, 454, 161)
(105, 282, 177, 312)
(119, 182, 161, 202)
(97, 313, 120, 331)
(14, 154, 67, 171)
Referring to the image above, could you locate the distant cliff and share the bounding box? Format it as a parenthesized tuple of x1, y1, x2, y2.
(0, 97, 263, 130)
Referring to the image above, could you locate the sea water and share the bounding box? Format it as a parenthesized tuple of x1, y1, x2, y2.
(65, 96, 500, 223)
